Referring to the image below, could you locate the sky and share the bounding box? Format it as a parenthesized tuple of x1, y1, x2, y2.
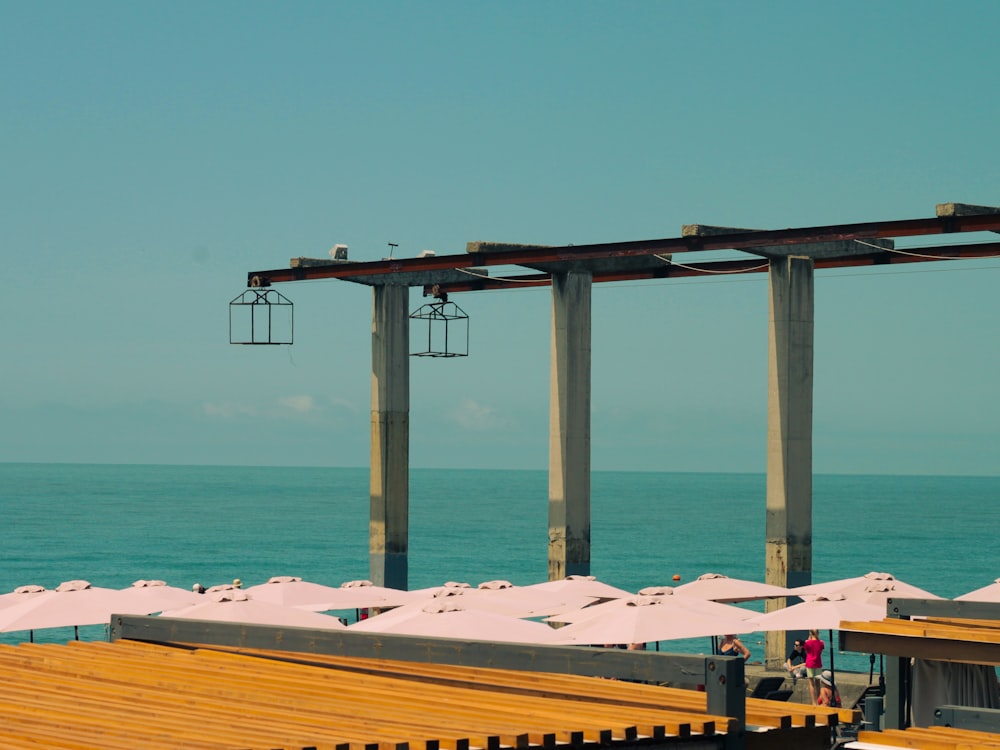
(2, 1, 999, 475)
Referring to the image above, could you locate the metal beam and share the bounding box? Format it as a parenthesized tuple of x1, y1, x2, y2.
(934, 705, 1000, 732)
(682, 225, 894, 258)
(416, 241, 1000, 296)
(247, 213, 1000, 287)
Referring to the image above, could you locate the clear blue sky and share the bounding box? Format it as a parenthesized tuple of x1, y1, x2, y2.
(3, 1, 998, 474)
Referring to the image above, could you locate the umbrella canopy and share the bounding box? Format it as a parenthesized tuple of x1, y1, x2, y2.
(159, 590, 347, 629)
(401, 583, 600, 619)
(0, 585, 48, 610)
(673, 573, 795, 603)
(114, 580, 202, 614)
(954, 578, 1000, 602)
(205, 583, 240, 594)
(519, 575, 634, 600)
(244, 576, 417, 611)
(405, 581, 475, 598)
(791, 571, 940, 604)
(348, 600, 564, 644)
(751, 594, 885, 632)
(0, 580, 125, 633)
(546, 586, 759, 624)
(547, 594, 759, 646)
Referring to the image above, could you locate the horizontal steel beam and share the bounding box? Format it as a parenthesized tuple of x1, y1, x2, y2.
(416, 241, 1000, 296)
(246, 213, 1000, 288)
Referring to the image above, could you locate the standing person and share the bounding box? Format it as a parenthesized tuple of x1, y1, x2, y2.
(784, 638, 807, 684)
(718, 634, 751, 661)
(803, 629, 825, 704)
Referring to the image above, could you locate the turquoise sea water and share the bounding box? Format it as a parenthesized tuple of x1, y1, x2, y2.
(2, 463, 997, 672)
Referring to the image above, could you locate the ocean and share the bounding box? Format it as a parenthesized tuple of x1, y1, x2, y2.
(2, 463, 997, 673)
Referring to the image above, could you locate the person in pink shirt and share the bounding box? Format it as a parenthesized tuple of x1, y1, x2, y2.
(802, 629, 825, 704)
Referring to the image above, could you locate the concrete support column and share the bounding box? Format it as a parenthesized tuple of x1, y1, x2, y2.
(548, 270, 592, 581)
(370, 283, 410, 590)
(764, 255, 815, 668)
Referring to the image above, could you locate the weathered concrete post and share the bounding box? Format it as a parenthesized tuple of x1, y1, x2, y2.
(548, 269, 592, 580)
(370, 283, 410, 589)
(764, 255, 814, 668)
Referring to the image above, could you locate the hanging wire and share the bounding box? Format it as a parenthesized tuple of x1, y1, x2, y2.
(456, 267, 550, 284)
(854, 238, 1000, 261)
(653, 254, 770, 274)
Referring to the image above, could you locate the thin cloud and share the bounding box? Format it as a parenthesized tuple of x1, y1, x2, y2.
(279, 395, 318, 414)
(204, 395, 359, 422)
(448, 398, 507, 431)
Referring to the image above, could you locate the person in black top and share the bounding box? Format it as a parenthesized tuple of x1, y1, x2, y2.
(784, 638, 807, 683)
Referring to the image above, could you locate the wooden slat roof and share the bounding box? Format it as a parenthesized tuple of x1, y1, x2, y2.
(840, 616, 1000, 666)
(0, 639, 844, 749)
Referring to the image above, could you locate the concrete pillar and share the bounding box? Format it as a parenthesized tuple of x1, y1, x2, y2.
(370, 283, 410, 590)
(764, 255, 814, 668)
(548, 270, 592, 580)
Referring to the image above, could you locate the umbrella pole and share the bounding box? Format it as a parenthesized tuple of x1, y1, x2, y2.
(828, 628, 835, 681)
(29, 630, 34, 643)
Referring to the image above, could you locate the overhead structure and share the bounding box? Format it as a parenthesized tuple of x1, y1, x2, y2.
(409, 292, 469, 358)
(229, 288, 294, 345)
(241, 202, 1000, 663)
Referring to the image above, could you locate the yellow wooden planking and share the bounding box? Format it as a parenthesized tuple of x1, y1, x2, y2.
(0, 641, 736, 749)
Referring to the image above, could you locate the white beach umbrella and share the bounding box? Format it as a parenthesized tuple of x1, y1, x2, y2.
(159, 589, 347, 629)
(673, 573, 795, 603)
(547, 594, 758, 646)
(349, 600, 564, 644)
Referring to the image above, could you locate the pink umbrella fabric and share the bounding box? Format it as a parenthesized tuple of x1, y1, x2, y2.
(244, 576, 417, 611)
(547, 594, 759, 646)
(401, 582, 600, 619)
(159, 590, 347, 629)
(348, 600, 564, 644)
(546, 586, 760, 625)
(0, 585, 48, 610)
(519, 575, 634, 600)
(405, 581, 475, 598)
(673, 573, 795, 602)
(114, 580, 202, 614)
(954, 578, 1000, 602)
(791, 571, 940, 603)
(0, 580, 126, 633)
(751, 594, 885, 632)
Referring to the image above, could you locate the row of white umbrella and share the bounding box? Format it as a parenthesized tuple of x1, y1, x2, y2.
(0, 571, 983, 646)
